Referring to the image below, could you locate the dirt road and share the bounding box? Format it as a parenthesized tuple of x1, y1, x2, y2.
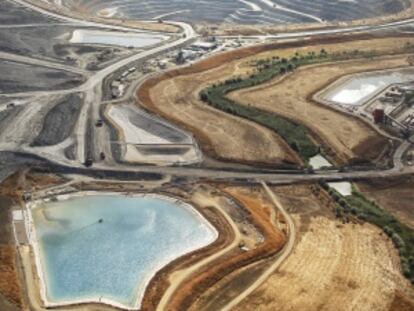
(155, 193, 241, 311)
(221, 181, 296, 310)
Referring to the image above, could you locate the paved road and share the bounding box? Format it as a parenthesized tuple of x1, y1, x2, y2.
(393, 140, 411, 170)
(0, 20, 194, 97)
(73, 20, 195, 163)
(4, 0, 197, 164)
(2, 0, 413, 179)
(14, 145, 413, 184)
(1, 3, 413, 311)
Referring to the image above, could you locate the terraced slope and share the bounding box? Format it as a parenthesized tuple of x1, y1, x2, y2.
(61, 0, 410, 24)
(235, 216, 414, 311)
(0, 0, 63, 24)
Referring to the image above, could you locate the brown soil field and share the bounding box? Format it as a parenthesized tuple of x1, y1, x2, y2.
(138, 35, 414, 166)
(390, 290, 414, 311)
(187, 186, 292, 311)
(164, 187, 286, 311)
(357, 176, 414, 228)
(0, 171, 64, 200)
(0, 176, 24, 309)
(235, 216, 414, 311)
(0, 197, 13, 245)
(0, 246, 22, 308)
(0, 193, 23, 309)
(187, 184, 336, 311)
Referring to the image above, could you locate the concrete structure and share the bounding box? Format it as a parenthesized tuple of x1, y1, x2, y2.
(191, 41, 217, 50)
(373, 108, 385, 124)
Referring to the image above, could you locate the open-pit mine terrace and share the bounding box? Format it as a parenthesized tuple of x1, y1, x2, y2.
(1, 0, 414, 311)
(58, 0, 409, 25)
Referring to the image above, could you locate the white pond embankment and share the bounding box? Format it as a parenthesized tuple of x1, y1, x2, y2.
(325, 69, 414, 106)
(70, 29, 168, 48)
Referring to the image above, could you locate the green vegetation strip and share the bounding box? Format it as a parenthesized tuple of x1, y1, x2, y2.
(200, 53, 331, 161)
(199, 46, 408, 162)
(321, 181, 414, 283)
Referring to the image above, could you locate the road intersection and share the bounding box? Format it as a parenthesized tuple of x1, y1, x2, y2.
(0, 0, 412, 185)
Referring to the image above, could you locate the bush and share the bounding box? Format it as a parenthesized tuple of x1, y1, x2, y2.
(339, 199, 347, 207)
(357, 212, 367, 221)
(383, 226, 394, 237)
(199, 53, 345, 162)
(326, 187, 414, 284)
(392, 233, 406, 249)
(334, 207, 342, 218)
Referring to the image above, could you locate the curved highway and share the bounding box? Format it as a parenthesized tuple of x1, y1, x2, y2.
(1, 0, 413, 183)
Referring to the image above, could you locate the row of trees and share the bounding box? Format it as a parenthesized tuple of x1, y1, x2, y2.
(199, 52, 335, 161)
(320, 180, 414, 282)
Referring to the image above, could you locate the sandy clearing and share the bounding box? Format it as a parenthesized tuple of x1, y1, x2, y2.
(235, 216, 413, 311)
(107, 105, 171, 144)
(123, 145, 201, 165)
(230, 56, 410, 163)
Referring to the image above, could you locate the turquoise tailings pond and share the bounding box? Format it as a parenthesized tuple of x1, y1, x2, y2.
(29, 193, 218, 310)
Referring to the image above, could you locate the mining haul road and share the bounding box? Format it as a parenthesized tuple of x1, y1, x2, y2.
(0, 0, 413, 185)
(221, 181, 296, 311)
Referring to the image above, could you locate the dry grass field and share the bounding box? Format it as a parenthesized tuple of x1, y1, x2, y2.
(185, 184, 414, 311)
(139, 36, 414, 165)
(144, 60, 301, 166)
(235, 216, 414, 311)
(229, 56, 409, 163)
(239, 37, 414, 62)
(357, 177, 414, 229)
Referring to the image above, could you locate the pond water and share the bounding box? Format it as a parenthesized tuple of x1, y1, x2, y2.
(328, 182, 352, 196)
(31, 194, 217, 309)
(70, 29, 167, 48)
(309, 154, 332, 169)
